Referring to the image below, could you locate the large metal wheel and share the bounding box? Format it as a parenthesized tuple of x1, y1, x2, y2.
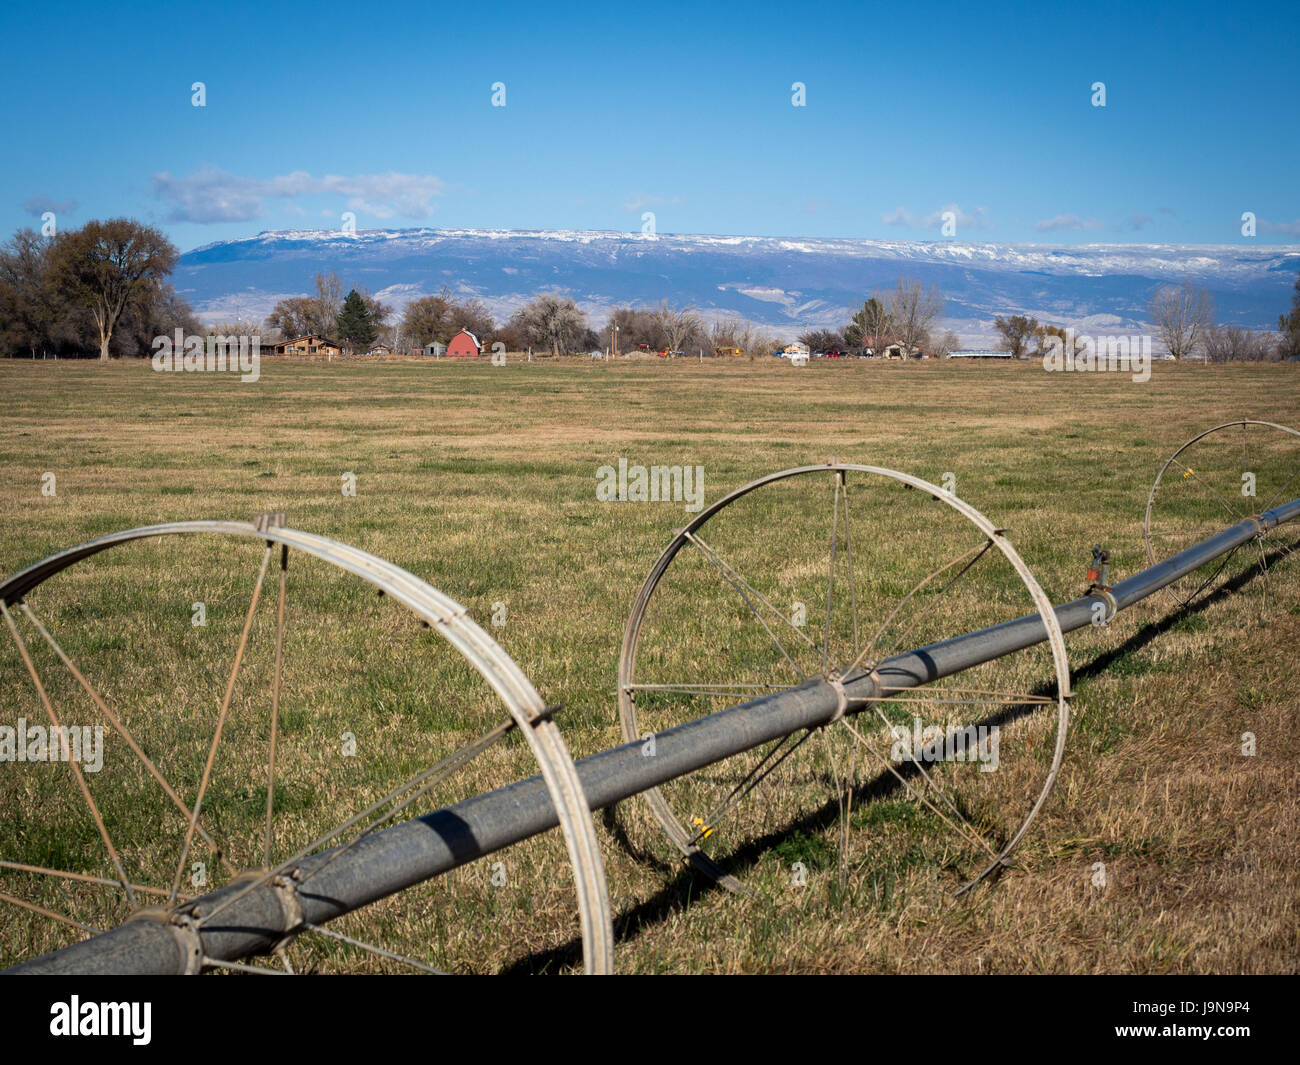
(617, 463, 1071, 897)
(1145, 420, 1300, 615)
(0, 520, 613, 973)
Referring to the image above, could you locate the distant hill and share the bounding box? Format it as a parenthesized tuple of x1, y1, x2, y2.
(176, 228, 1300, 345)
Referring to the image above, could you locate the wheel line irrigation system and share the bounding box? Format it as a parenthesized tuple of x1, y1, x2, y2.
(4, 422, 1299, 975)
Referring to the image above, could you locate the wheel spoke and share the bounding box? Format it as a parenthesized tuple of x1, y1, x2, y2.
(203, 957, 292, 975)
(865, 701, 995, 846)
(200, 717, 515, 926)
(304, 921, 447, 974)
(1260, 463, 1300, 514)
(846, 538, 993, 676)
(842, 713, 999, 863)
(0, 860, 176, 900)
(2, 601, 136, 906)
(0, 888, 99, 936)
(814, 721, 852, 894)
(623, 682, 795, 694)
(170, 544, 273, 903)
(617, 462, 1071, 905)
(876, 686, 1056, 708)
(1254, 537, 1270, 616)
(18, 603, 235, 878)
(1260, 529, 1297, 566)
(684, 530, 813, 680)
(1173, 542, 1243, 605)
(840, 474, 861, 668)
(823, 472, 841, 674)
(1169, 457, 1243, 526)
(622, 682, 797, 702)
(688, 731, 813, 846)
(265, 544, 289, 869)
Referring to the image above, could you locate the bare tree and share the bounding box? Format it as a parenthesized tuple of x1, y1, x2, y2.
(1148, 281, 1214, 361)
(264, 296, 325, 339)
(655, 301, 704, 354)
(50, 218, 178, 359)
(604, 307, 663, 353)
(0, 229, 60, 357)
(992, 314, 1039, 359)
(1280, 268, 1300, 356)
(313, 270, 344, 337)
(206, 319, 260, 337)
(736, 321, 774, 361)
(932, 330, 962, 358)
(885, 277, 943, 356)
(446, 296, 495, 341)
(710, 317, 741, 354)
(1034, 322, 1087, 358)
(509, 292, 587, 356)
(1203, 325, 1279, 363)
(798, 328, 844, 352)
(400, 294, 451, 347)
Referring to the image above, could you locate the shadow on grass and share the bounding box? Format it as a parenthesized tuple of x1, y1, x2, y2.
(502, 535, 1296, 973)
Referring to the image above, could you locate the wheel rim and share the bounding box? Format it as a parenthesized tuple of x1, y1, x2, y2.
(1145, 421, 1300, 615)
(617, 464, 1071, 898)
(0, 521, 613, 973)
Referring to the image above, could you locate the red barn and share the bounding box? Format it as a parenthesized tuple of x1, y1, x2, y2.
(446, 329, 481, 358)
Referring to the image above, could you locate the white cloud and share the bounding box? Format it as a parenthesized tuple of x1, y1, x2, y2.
(151, 166, 446, 223)
(881, 203, 992, 231)
(1259, 218, 1300, 237)
(23, 194, 77, 216)
(622, 193, 683, 213)
(1034, 214, 1102, 232)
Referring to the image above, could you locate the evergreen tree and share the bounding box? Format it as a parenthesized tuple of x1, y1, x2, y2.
(336, 288, 377, 351)
(843, 297, 892, 354)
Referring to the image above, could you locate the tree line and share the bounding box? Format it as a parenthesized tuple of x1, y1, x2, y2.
(266, 280, 605, 355)
(0, 219, 193, 359)
(994, 277, 1300, 363)
(5, 217, 1298, 363)
(0, 221, 955, 362)
(794, 278, 959, 357)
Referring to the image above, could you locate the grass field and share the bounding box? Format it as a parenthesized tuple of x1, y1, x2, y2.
(1, 356, 1298, 974)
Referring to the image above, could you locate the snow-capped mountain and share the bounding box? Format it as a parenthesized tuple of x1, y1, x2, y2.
(176, 228, 1300, 343)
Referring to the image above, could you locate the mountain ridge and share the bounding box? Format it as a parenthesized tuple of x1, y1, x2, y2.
(175, 227, 1300, 345)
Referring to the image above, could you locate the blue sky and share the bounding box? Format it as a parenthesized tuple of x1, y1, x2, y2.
(2, 0, 1296, 253)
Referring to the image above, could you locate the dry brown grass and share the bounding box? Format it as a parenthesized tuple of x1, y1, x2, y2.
(0, 356, 1297, 973)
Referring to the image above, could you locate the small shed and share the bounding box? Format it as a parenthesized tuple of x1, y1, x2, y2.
(446, 329, 481, 358)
